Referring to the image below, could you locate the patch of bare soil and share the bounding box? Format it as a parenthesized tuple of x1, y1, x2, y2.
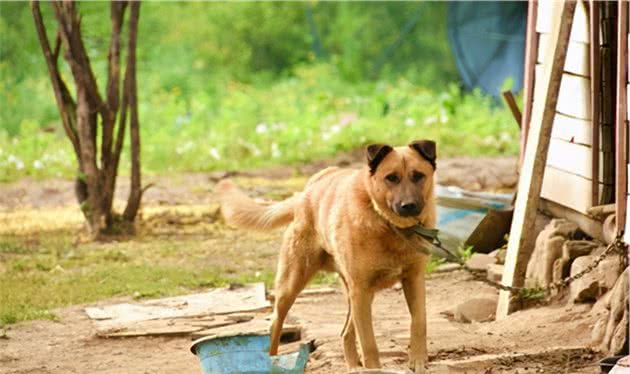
(0, 271, 601, 374)
(2, 156, 598, 374)
(0, 156, 517, 211)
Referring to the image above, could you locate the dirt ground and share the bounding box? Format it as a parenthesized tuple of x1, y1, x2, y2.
(0, 156, 605, 373)
(0, 271, 600, 374)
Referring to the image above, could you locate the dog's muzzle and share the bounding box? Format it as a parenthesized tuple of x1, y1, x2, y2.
(395, 202, 421, 217)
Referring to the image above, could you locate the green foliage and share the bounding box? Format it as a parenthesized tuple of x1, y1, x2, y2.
(457, 245, 474, 262)
(0, 2, 518, 182)
(0, 63, 518, 181)
(0, 231, 278, 326)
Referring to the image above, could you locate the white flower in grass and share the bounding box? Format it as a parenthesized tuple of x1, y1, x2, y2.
(404, 117, 416, 127)
(176, 141, 194, 155)
(271, 143, 281, 158)
(500, 132, 512, 142)
(33, 160, 43, 170)
(255, 123, 268, 134)
(208, 147, 221, 160)
(423, 116, 438, 126)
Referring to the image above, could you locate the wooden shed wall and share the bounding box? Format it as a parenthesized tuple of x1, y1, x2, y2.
(536, 0, 605, 214)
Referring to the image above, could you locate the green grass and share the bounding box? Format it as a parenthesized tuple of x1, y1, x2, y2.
(0, 225, 345, 326)
(0, 64, 518, 183)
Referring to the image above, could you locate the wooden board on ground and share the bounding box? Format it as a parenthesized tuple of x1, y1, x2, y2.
(497, 0, 576, 319)
(191, 317, 301, 341)
(85, 283, 271, 337)
(95, 314, 254, 338)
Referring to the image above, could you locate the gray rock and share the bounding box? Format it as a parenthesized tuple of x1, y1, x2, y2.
(454, 297, 497, 323)
(569, 255, 600, 302)
(591, 267, 628, 355)
(465, 253, 495, 272)
(434, 263, 461, 273)
(488, 248, 507, 265)
(570, 255, 622, 303)
(487, 264, 504, 283)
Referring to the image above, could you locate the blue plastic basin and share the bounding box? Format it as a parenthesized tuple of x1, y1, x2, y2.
(191, 333, 310, 374)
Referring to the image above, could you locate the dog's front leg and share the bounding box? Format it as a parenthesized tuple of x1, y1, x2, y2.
(402, 263, 428, 373)
(349, 288, 380, 368)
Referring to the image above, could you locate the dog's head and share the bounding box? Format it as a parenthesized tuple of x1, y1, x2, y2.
(365, 140, 436, 225)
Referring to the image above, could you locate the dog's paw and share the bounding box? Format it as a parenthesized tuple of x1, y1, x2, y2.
(409, 359, 427, 374)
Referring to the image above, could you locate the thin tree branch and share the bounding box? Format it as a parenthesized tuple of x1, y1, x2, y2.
(123, 1, 142, 221)
(31, 0, 81, 162)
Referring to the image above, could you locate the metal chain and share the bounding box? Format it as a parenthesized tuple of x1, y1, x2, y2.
(432, 235, 628, 299)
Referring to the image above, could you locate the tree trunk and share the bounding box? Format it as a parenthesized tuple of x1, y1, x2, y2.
(31, 0, 144, 239)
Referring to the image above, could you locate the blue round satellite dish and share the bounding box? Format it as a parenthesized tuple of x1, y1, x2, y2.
(447, 1, 527, 97)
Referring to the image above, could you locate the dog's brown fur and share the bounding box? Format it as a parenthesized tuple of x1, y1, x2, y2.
(216, 141, 437, 372)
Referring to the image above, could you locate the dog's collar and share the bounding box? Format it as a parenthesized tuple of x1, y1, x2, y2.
(369, 196, 440, 253)
(406, 224, 440, 242)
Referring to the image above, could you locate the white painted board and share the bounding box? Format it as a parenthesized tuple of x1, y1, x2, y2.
(536, 65, 591, 120)
(541, 166, 603, 214)
(536, 0, 589, 44)
(550, 112, 593, 145)
(546, 138, 602, 180)
(538, 33, 589, 77)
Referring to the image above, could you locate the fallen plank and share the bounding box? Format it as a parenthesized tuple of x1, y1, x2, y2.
(85, 283, 270, 336)
(191, 317, 301, 341)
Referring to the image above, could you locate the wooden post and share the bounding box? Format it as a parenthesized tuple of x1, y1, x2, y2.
(590, 0, 601, 207)
(520, 0, 539, 166)
(502, 91, 522, 128)
(496, 0, 576, 319)
(616, 0, 628, 234)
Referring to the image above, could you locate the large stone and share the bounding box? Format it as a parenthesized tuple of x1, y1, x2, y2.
(591, 267, 629, 355)
(454, 297, 497, 323)
(488, 248, 507, 265)
(526, 219, 581, 288)
(569, 256, 600, 302)
(465, 253, 495, 272)
(570, 255, 622, 303)
(487, 264, 504, 283)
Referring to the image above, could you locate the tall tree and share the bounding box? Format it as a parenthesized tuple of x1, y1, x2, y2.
(31, 1, 144, 238)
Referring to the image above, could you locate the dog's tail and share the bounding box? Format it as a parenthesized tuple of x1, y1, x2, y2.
(216, 179, 298, 231)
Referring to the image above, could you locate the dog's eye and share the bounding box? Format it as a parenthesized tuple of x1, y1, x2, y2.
(411, 171, 425, 183)
(385, 174, 400, 183)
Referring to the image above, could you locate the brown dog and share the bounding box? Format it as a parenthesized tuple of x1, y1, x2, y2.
(217, 140, 437, 372)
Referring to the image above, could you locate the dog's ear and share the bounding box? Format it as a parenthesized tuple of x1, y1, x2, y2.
(366, 143, 393, 174)
(409, 140, 436, 169)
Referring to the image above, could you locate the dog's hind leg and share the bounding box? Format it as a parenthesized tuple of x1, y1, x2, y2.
(269, 224, 319, 356)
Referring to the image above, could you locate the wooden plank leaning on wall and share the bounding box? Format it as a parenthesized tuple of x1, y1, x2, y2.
(497, 0, 576, 319)
(616, 0, 628, 234)
(590, 0, 600, 207)
(520, 0, 539, 166)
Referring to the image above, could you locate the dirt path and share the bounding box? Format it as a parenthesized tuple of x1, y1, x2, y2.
(0, 271, 599, 374)
(0, 156, 517, 211)
(0, 156, 603, 373)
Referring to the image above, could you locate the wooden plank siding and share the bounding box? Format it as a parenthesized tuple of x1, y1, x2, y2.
(538, 34, 589, 76)
(536, 0, 589, 43)
(546, 138, 603, 181)
(550, 113, 592, 145)
(536, 0, 597, 214)
(541, 166, 604, 214)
